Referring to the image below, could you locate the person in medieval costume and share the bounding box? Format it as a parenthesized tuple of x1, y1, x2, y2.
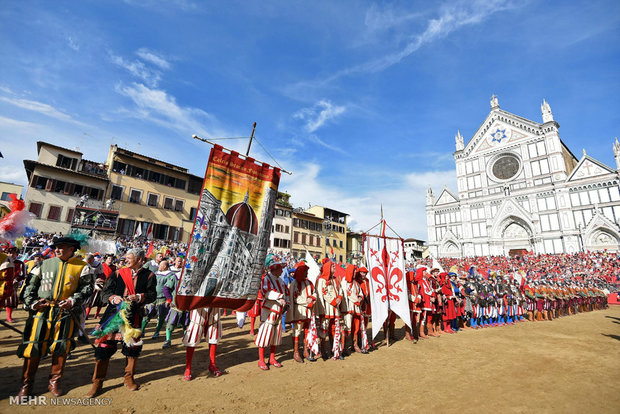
(85, 248, 156, 397)
(428, 268, 442, 336)
(417, 267, 434, 338)
(141, 259, 174, 338)
(80, 253, 105, 343)
(143, 252, 163, 274)
(286, 261, 316, 362)
(182, 307, 223, 380)
(161, 270, 190, 350)
(86, 254, 116, 320)
(440, 272, 456, 334)
(255, 253, 290, 370)
(1, 246, 25, 323)
(16, 237, 93, 398)
(404, 268, 419, 342)
(356, 266, 372, 352)
(315, 260, 344, 360)
(341, 264, 364, 353)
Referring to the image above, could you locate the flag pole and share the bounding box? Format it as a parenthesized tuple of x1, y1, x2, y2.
(246, 122, 257, 156)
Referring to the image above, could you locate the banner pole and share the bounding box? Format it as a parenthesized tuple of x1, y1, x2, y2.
(246, 122, 257, 156)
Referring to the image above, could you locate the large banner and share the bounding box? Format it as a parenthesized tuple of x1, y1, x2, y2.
(364, 232, 411, 339)
(176, 145, 280, 311)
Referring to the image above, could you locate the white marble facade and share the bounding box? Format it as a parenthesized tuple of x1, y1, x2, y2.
(427, 96, 620, 257)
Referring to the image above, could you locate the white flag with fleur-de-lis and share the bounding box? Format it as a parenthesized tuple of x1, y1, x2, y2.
(364, 235, 411, 340)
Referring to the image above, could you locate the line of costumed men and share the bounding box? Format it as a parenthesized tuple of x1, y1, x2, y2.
(11, 239, 611, 398)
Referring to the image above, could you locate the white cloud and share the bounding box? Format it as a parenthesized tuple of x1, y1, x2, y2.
(307, 134, 346, 154)
(352, 0, 516, 74)
(136, 48, 171, 70)
(116, 82, 229, 140)
(364, 3, 424, 33)
(293, 100, 346, 133)
(280, 162, 456, 239)
(67, 36, 80, 51)
(0, 96, 85, 126)
(111, 55, 162, 87)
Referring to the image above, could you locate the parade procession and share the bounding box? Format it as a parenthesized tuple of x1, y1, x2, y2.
(0, 139, 617, 406)
(2, 1, 620, 413)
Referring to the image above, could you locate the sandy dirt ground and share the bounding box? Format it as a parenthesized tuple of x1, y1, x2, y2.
(1, 306, 619, 413)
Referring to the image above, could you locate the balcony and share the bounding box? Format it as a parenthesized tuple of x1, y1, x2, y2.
(71, 204, 120, 233)
(79, 159, 108, 178)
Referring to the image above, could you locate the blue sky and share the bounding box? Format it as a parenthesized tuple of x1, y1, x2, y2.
(1, 0, 619, 239)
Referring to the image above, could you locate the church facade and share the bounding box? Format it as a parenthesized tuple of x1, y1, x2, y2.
(426, 96, 620, 257)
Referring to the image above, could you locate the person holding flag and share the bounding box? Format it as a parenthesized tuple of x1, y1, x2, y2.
(255, 254, 290, 370)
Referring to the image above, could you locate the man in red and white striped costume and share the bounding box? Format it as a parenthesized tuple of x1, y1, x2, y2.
(182, 307, 222, 380)
(316, 260, 344, 360)
(255, 254, 290, 370)
(286, 261, 316, 363)
(341, 264, 364, 354)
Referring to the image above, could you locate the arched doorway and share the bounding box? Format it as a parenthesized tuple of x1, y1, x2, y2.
(586, 228, 620, 252)
(440, 241, 460, 257)
(501, 220, 533, 255)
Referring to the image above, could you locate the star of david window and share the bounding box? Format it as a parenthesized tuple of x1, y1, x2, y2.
(492, 154, 520, 181)
(491, 128, 507, 143)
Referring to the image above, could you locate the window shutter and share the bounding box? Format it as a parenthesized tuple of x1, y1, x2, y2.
(45, 178, 54, 191)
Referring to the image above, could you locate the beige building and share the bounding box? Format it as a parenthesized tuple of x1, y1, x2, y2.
(0, 181, 24, 217)
(346, 231, 363, 265)
(291, 209, 323, 260)
(305, 205, 348, 263)
(404, 238, 426, 263)
(105, 145, 202, 242)
(23, 142, 109, 234)
(270, 193, 293, 256)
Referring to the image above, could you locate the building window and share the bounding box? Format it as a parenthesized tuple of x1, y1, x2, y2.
(540, 213, 560, 232)
(56, 154, 78, 170)
(528, 141, 546, 158)
(293, 232, 299, 244)
(0, 192, 12, 201)
(537, 196, 557, 212)
(284, 225, 289, 233)
(147, 193, 159, 207)
(339, 240, 343, 248)
(530, 159, 550, 176)
(174, 199, 184, 212)
(188, 177, 202, 195)
(309, 235, 314, 246)
(129, 189, 142, 204)
(316, 236, 321, 247)
(29, 202, 43, 218)
(47, 205, 61, 221)
(189, 207, 197, 221)
(164, 197, 174, 210)
(66, 208, 74, 223)
(110, 185, 123, 201)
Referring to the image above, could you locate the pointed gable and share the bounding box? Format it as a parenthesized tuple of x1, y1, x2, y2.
(434, 188, 459, 206)
(462, 109, 541, 157)
(566, 155, 615, 182)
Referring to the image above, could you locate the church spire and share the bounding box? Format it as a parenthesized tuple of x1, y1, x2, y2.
(541, 99, 554, 123)
(455, 130, 464, 151)
(613, 137, 620, 170)
(426, 187, 434, 206)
